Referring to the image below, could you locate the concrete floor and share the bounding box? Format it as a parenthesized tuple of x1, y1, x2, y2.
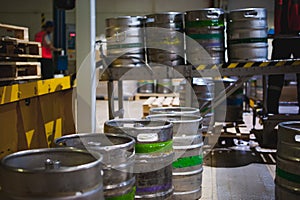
(96, 100, 276, 200)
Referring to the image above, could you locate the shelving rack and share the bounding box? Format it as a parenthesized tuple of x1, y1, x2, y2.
(99, 59, 300, 145)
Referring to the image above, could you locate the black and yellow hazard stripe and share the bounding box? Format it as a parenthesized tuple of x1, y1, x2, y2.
(196, 59, 300, 70)
(41, 13, 46, 28)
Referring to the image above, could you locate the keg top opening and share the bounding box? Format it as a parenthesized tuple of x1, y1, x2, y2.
(105, 119, 172, 129)
(1, 148, 102, 173)
(55, 133, 135, 150)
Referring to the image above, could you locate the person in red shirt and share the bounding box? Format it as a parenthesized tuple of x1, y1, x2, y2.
(267, 0, 300, 114)
(35, 21, 61, 79)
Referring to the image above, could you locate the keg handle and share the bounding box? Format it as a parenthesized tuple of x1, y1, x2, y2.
(206, 11, 220, 19)
(244, 11, 258, 18)
(45, 158, 61, 170)
(295, 135, 300, 142)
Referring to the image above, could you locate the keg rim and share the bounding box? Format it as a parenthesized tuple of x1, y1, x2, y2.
(146, 113, 203, 124)
(150, 106, 200, 114)
(0, 147, 103, 173)
(279, 121, 300, 132)
(106, 15, 146, 20)
(185, 8, 225, 13)
(54, 133, 136, 150)
(229, 7, 267, 12)
(146, 12, 184, 16)
(104, 118, 173, 130)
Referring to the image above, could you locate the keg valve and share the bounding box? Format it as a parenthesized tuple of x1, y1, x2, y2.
(45, 158, 61, 169)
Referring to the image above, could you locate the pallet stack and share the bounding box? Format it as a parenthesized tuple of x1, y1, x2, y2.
(0, 23, 41, 82)
(142, 96, 180, 117)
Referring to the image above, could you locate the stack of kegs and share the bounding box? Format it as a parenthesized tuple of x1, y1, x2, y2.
(106, 16, 146, 67)
(104, 119, 174, 199)
(227, 8, 268, 62)
(147, 108, 203, 200)
(214, 78, 244, 123)
(185, 8, 225, 65)
(145, 12, 185, 67)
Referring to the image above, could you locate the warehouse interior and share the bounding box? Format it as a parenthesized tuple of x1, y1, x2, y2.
(0, 0, 299, 200)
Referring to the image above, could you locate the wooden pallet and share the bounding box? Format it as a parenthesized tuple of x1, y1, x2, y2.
(135, 92, 179, 100)
(0, 62, 41, 81)
(0, 37, 41, 58)
(143, 96, 180, 117)
(0, 23, 29, 41)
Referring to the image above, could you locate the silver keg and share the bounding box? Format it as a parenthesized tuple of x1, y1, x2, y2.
(138, 80, 155, 93)
(156, 79, 173, 94)
(145, 114, 203, 200)
(214, 78, 244, 123)
(106, 16, 145, 67)
(185, 8, 225, 65)
(104, 119, 174, 200)
(276, 122, 300, 200)
(0, 148, 103, 200)
(146, 12, 185, 66)
(172, 135, 203, 200)
(227, 8, 268, 62)
(146, 114, 202, 138)
(192, 78, 215, 132)
(54, 133, 136, 200)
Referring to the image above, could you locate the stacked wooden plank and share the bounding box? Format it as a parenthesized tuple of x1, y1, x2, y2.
(0, 23, 41, 82)
(142, 96, 180, 117)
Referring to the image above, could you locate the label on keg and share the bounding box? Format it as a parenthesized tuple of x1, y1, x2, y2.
(295, 135, 300, 142)
(135, 140, 173, 153)
(172, 155, 203, 168)
(106, 186, 136, 200)
(137, 133, 158, 142)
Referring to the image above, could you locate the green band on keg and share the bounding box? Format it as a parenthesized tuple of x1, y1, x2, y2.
(200, 107, 213, 113)
(107, 43, 142, 49)
(135, 140, 173, 153)
(276, 168, 300, 184)
(229, 38, 267, 45)
(186, 20, 224, 27)
(188, 33, 223, 40)
(172, 155, 203, 168)
(106, 186, 136, 200)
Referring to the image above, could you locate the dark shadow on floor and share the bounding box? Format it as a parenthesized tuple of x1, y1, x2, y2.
(203, 142, 277, 168)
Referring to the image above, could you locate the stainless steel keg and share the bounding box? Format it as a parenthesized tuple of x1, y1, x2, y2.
(172, 135, 204, 200)
(227, 8, 268, 62)
(276, 122, 300, 200)
(0, 148, 103, 200)
(106, 16, 146, 67)
(55, 133, 136, 200)
(104, 119, 174, 200)
(146, 12, 185, 66)
(186, 8, 225, 65)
